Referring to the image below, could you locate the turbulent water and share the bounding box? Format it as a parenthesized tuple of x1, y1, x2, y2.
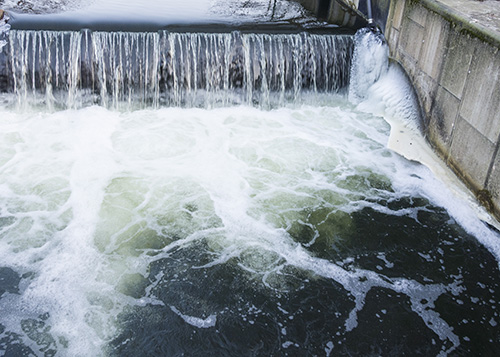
(0, 26, 500, 356)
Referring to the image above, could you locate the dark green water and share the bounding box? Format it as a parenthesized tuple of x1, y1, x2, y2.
(109, 188, 500, 356)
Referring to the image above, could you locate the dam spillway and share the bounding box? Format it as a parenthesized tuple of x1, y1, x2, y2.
(3, 30, 353, 109)
(1, 2, 500, 356)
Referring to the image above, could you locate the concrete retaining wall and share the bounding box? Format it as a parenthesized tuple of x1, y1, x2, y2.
(296, 0, 369, 28)
(296, 0, 392, 31)
(385, 0, 500, 217)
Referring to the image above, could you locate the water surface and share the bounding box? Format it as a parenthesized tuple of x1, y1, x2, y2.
(0, 27, 499, 356)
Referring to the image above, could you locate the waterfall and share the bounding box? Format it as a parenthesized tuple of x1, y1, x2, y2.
(3, 30, 353, 109)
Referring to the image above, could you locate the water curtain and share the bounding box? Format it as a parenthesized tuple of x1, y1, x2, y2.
(4, 30, 353, 109)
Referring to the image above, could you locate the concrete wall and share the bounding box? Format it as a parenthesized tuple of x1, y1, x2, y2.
(296, 0, 391, 30)
(296, 0, 368, 28)
(385, 0, 500, 217)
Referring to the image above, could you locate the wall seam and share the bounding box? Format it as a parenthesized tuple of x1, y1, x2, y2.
(484, 134, 500, 190)
(445, 32, 476, 167)
(424, 12, 454, 162)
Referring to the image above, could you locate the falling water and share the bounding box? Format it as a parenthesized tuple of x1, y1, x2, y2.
(0, 26, 499, 356)
(5, 30, 352, 109)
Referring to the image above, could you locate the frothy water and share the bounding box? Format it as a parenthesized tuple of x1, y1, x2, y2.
(0, 28, 499, 356)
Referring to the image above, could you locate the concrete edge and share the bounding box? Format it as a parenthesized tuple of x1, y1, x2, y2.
(417, 0, 500, 48)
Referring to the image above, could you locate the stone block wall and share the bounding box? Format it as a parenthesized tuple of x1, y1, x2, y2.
(385, 0, 500, 218)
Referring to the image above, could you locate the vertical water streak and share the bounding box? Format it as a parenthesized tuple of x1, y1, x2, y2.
(10, 30, 22, 105)
(31, 31, 37, 96)
(222, 34, 231, 106)
(43, 32, 54, 111)
(151, 32, 160, 108)
(67, 31, 82, 109)
(242, 34, 254, 105)
(167, 32, 179, 106)
(291, 35, 301, 101)
(277, 35, 286, 103)
(259, 35, 270, 108)
(192, 34, 200, 106)
(92, 32, 108, 107)
(124, 33, 132, 106)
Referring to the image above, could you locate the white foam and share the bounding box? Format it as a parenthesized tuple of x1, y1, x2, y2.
(170, 305, 217, 328)
(0, 76, 495, 355)
(349, 28, 389, 105)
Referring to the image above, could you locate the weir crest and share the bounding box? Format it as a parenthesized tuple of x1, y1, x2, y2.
(2, 30, 353, 109)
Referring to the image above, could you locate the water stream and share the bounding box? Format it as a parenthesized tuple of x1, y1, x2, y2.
(0, 21, 499, 356)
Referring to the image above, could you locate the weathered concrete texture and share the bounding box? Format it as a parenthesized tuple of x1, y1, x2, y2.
(460, 40, 500, 142)
(297, 0, 324, 14)
(386, 0, 500, 218)
(370, 0, 392, 30)
(429, 86, 459, 146)
(440, 31, 474, 99)
(296, 0, 368, 27)
(427, 0, 500, 45)
(328, 0, 359, 27)
(449, 117, 496, 190)
(487, 151, 500, 206)
(296, 0, 394, 30)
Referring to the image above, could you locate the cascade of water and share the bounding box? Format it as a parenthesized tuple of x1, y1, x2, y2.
(3, 30, 353, 109)
(348, 27, 388, 105)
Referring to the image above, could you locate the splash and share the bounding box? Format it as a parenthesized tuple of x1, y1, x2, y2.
(348, 27, 388, 105)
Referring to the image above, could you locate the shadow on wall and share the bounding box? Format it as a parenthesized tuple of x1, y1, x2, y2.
(297, 0, 367, 28)
(296, 0, 391, 31)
